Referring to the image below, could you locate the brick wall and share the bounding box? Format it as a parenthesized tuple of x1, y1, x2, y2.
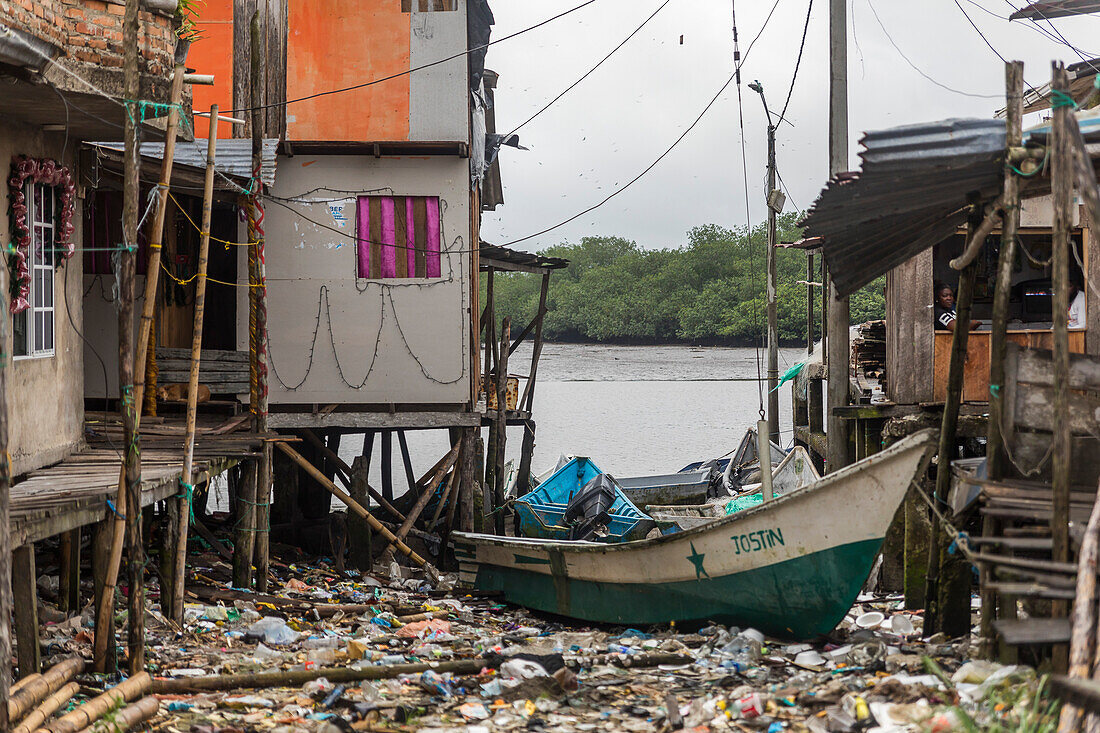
(0, 0, 177, 80)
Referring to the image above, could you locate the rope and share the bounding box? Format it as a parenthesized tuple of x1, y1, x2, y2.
(1051, 88, 1079, 109)
(178, 479, 196, 525)
(168, 192, 259, 248)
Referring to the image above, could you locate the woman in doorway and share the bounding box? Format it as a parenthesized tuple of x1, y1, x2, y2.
(933, 281, 981, 332)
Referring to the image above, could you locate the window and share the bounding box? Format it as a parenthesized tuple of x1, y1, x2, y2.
(401, 0, 456, 11)
(356, 196, 442, 279)
(14, 183, 56, 358)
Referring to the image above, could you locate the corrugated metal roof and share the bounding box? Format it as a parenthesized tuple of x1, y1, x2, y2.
(800, 118, 1005, 297)
(90, 138, 279, 188)
(480, 242, 568, 272)
(1009, 0, 1100, 19)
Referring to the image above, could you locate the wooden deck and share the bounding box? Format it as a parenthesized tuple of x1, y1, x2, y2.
(10, 414, 269, 547)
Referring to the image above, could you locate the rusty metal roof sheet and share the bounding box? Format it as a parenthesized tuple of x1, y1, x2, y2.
(480, 242, 568, 272)
(799, 118, 1005, 297)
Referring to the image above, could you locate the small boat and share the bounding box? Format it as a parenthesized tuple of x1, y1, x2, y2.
(452, 430, 935, 639)
(650, 447, 821, 533)
(617, 467, 717, 508)
(678, 428, 789, 494)
(513, 457, 654, 542)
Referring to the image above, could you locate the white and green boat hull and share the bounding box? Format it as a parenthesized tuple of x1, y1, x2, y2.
(453, 431, 935, 640)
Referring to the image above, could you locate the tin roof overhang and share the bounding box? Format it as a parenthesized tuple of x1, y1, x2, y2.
(800, 118, 1006, 297)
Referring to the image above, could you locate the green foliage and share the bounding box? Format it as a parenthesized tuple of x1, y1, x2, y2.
(177, 0, 207, 42)
(483, 215, 886, 345)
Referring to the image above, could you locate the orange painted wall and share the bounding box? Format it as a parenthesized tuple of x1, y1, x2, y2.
(286, 0, 411, 142)
(188, 0, 236, 139)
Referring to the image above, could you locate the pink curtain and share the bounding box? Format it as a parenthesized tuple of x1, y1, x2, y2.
(356, 196, 371, 278)
(357, 195, 442, 279)
(425, 197, 441, 278)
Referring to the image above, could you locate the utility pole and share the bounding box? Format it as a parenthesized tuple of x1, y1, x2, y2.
(826, 0, 850, 473)
(748, 81, 782, 445)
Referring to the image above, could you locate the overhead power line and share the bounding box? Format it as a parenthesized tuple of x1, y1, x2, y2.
(506, 0, 675, 137)
(226, 0, 603, 116)
(500, 0, 784, 247)
(779, 0, 814, 121)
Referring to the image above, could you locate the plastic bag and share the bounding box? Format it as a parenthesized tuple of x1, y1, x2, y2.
(249, 616, 301, 645)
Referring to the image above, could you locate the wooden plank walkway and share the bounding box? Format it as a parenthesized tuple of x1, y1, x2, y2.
(10, 415, 270, 547)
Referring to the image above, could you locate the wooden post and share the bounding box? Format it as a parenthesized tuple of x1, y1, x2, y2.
(90, 520, 116, 673)
(119, 0, 145, 677)
(381, 430, 394, 501)
(516, 421, 536, 498)
(492, 318, 510, 535)
(924, 213, 980, 635)
(347, 456, 373, 570)
(275, 443, 431, 568)
(807, 252, 815, 355)
(12, 545, 39, 678)
(982, 59, 1024, 656)
(458, 426, 477, 533)
(397, 430, 416, 493)
(299, 429, 407, 522)
(245, 10, 272, 594)
(1051, 61, 1073, 674)
(95, 58, 186, 675)
(63, 529, 79, 613)
(382, 440, 462, 560)
(173, 106, 220, 623)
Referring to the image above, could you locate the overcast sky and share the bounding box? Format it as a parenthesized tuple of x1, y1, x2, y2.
(478, 0, 1100, 251)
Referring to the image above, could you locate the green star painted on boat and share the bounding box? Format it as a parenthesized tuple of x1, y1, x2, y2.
(687, 541, 709, 580)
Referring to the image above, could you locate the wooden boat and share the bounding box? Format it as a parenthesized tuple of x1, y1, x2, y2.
(513, 457, 654, 542)
(617, 467, 716, 508)
(648, 447, 821, 533)
(452, 430, 935, 639)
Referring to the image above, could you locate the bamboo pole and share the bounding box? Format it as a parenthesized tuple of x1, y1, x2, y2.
(1057, 481, 1100, 732)
(0, 231, 11, 733)
(275, 442, 430, 568)
(170, 105, 220, 625)
(299, 429, 406, 522)
(72, 697, 158, 733)
(42, 673, 151, 733)
(1051, 61, 1073, 675)
(11, 674, 42, 697)
(983, 60, 1024, 658)
(151, 658, 499, 694)
(924, 211, 980, 635)
(8, 658, 84, 724)
(95, 60, 187, 674)
(12, 683, 79, 733)
(382, 441, 461, 560)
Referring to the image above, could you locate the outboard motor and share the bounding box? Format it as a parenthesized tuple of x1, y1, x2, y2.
(564, 473, 619, 541)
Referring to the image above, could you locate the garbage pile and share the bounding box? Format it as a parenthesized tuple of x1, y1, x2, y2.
(30, 553, 1059, 733)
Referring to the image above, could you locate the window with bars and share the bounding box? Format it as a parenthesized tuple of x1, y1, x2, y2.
(14, 183, 56, 358)
(401, 0, 456, 11)
(356, 196, 442, 279)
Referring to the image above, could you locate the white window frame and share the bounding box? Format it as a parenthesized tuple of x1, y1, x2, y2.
(14, 182, 56, 359)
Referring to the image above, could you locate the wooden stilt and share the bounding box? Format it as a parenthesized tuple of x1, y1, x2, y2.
(96, 55, 186, 676)
(1051, 61, 1073, 675)
(516, 420, 536, 498)
(381, 430, 394, 502)
(300, 429, 406, 522)
(458, 426, 477, 533)
(91, 520, 116, 673)
(924, 224, 979, 635)
(397, 430, 416, 493)
(347, 457, 374, 570)
(983, 60, 1024, 657)
(58, 531, 72, 614)
(233, 460, 258, 589)
(493, 319, 510, 535)
(276, 443, 431, 568)
(382, 441, 462, 560)
(13, 545, 39, 678)
(362, 430, 375, 472)
(174, 105, 221, 622)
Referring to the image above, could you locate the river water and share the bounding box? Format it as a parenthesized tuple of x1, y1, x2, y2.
(341, 343, 807, 495)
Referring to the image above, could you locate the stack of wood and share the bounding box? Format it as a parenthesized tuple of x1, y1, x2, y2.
(8, 658, 159, 733)
(852, 320, 886, 379)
